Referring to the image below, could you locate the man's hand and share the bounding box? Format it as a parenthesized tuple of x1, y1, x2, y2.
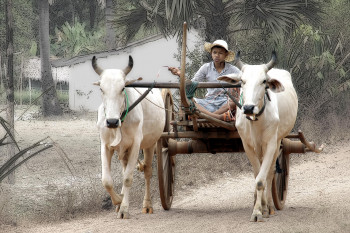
(168, 67, 181, 76)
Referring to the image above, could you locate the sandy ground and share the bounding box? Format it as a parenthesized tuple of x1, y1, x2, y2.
(1, 108, 350, 233)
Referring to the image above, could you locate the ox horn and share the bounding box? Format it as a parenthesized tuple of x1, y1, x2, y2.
(265, 51, 277, 70)
(92, 56, 103, 75)
(123, 56, 134, 76)
(234, 51, 244, 70)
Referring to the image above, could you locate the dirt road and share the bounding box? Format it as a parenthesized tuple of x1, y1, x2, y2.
(1, 113, 350, 233)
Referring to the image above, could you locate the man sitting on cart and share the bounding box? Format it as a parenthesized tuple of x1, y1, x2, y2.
(168, 39, 240, 121)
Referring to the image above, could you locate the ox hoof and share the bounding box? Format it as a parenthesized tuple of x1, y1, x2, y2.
(262, 210, 270, 218)
(250, 213, 265, 222)
(117, 205, 130, 219)
(115, 205, 120, 213)
(142, 207, 153, 214)
(137, 163, 145, 172)
(117, 211, 130, 219)
(269, 206, 275, 216)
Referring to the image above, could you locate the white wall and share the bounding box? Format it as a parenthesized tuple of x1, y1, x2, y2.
(69, 31, 200, 111)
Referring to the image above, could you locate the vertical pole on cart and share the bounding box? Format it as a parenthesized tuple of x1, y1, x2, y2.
(179, 22, 190, 109)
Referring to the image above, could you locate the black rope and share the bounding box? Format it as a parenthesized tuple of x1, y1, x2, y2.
(120, 81, 156, 121)
(220, 84, 242, 109)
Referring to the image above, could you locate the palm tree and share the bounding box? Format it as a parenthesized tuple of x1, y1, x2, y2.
(97, 0, 117, 50)
(38, 0, 62, 116)
(4, 0, 15, 184)
(115, 0, 322, 46)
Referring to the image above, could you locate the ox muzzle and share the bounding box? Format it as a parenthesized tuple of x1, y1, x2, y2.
(243, 105, 255, 115)
(106, 118, 120, 128)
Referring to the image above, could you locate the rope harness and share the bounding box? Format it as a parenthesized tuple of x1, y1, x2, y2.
(244, 86, 271, 121)
(119, 82, 156, 122)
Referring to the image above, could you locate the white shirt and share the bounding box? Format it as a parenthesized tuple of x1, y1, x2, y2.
(191, 62, 240, 97)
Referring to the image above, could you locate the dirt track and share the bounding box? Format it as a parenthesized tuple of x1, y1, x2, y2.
(1, 112, 350, 233)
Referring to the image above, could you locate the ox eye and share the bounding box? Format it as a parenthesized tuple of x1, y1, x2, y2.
(262, 80, 267, 84)
(100, 88, 104, 93)
(121, 87, 125, 93)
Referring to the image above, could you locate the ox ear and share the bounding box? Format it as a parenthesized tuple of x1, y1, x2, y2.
(267, 77, 285, 93)
(125, 77, 142, 86)
(93, 81, 100, 86)
(217, 73, 241, 85)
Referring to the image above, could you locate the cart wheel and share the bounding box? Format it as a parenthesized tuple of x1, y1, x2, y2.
(156, 138, 175, 210)
(157, 89, 175, 210)
(161, 89, 174, 148)
(272, 148, 290, 210)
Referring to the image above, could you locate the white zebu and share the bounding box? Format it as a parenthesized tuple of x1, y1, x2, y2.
(218, 52, 298, 222)
(92, 56, 165, 219)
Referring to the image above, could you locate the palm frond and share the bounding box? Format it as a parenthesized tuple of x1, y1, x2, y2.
(114, 6, 149, 43)
(115, 0, 197, 43)
(0, 117, 20, 151)
(0, 143, 53, 183)
(233, 0, 323, 37)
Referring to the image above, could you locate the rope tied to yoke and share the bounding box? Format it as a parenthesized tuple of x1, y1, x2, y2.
(184, 81, 199, 114)
(120, 81, 156, 122)
(219, 84, 242, 110)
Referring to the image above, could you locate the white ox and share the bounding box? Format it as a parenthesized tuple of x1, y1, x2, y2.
(92, 56, 165, 219)
(218, 52, 298, 222)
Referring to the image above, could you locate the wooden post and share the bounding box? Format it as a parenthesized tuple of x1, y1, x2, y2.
(179, 22, 190, 109)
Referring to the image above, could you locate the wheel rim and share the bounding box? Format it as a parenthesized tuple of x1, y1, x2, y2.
(157, 89, 175, 210)
(157, 139, 175, 210)
(272, 148, 290, 210)
(162, 92, 174, 148)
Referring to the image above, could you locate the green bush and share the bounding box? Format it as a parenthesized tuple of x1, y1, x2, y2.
(1, 89, 69, 106)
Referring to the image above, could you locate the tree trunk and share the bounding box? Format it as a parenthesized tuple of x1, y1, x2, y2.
(39, 0, 62, 116)
(89, 0, 97, 30)
(20, 55, 24, 105)
(0, 54, 3, 91)
(5, 0, 15, 184)
(105, 0, 116, 50)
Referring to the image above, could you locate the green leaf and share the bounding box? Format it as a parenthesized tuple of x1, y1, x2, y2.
(316, 71, 324, 80)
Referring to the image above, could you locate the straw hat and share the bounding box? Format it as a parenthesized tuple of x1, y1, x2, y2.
(204, 40, 235, 62)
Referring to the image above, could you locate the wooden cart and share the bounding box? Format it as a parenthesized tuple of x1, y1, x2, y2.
(127, 23, 323, 211)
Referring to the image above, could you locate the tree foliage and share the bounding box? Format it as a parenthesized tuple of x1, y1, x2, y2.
(0, 0, 348, 122)
(0, 0, 37, 56)
(113, 0, 322, 45)
(51, 20, 105, 58)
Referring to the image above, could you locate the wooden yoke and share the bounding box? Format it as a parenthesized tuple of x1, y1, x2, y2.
(179, 22, 191, 110)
